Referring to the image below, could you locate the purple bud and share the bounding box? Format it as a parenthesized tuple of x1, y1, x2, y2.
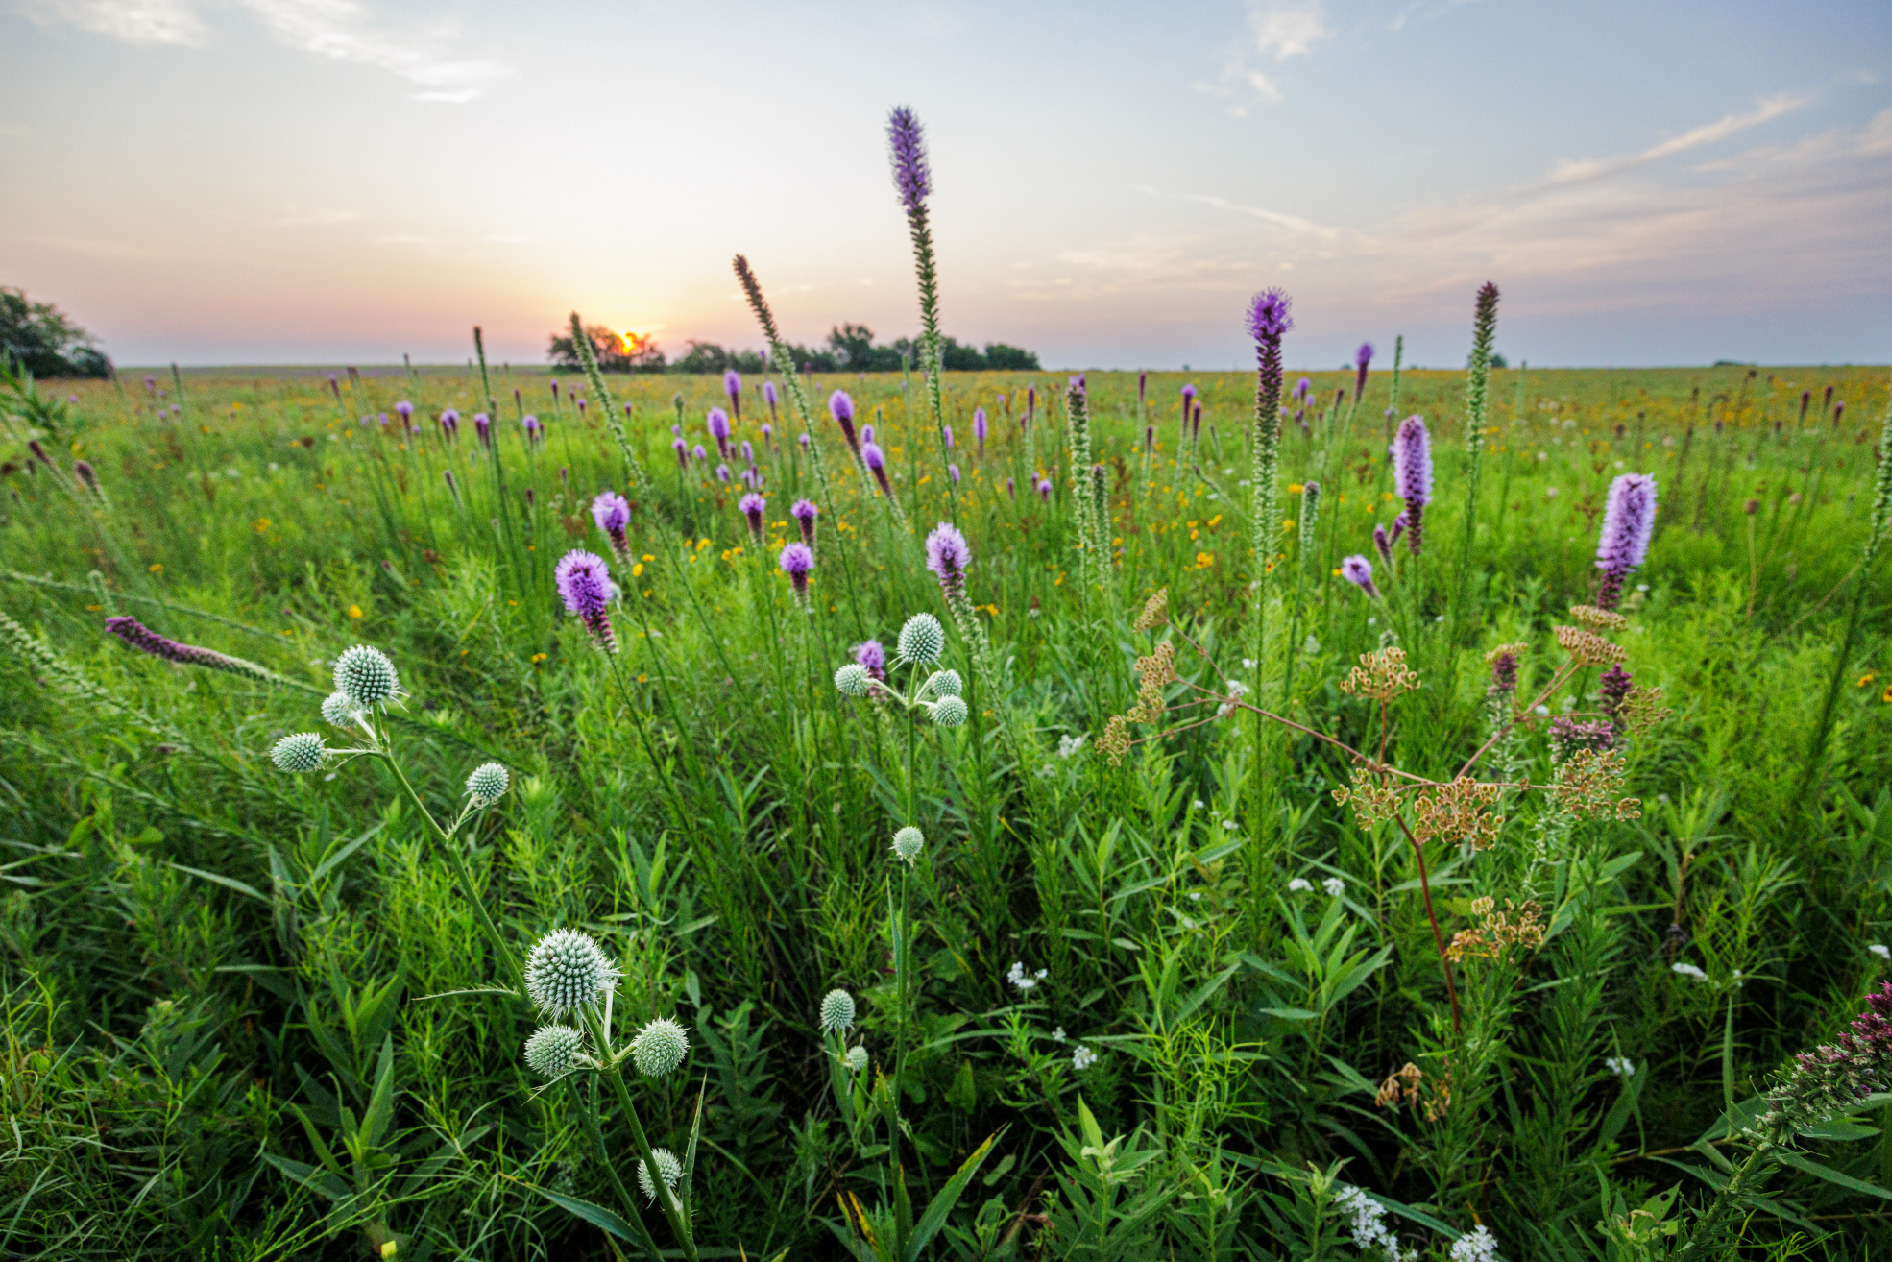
(798, 433, 811, 449)
(522, 415, 543, 444)
(740, 439, 755, 468)
(861, 423, 875, 446)
(672, 424, 682, 438)
(106, 616, 259, 677)
(1036, 477, 1052, 502)
(439, 408, 459, 437)
(943, 424, 955, 450)
(1600, 663, 1633, 729)
(143, 376, 156, 392)
(576, 398, 587, 416)
(886, 106, 932, 214)
(973, 408, 987, 448)
(715, 463, 731, 483)
(474, 413, 492, 446)
(1294, 377, 1311, 402)
(708, 407, 731, 459)
(948, 463, 960, 484)
(790, 496, 818, 545)
(739, 491, 766, 539)
(854, 639, 886, 681)
(724, 368, 742, 403)
(779, 542, 814, 603)
(396, 400, 414, 418)
(1341, 554, 1380, 598)
(763, 381, 778, 407)
(862, 441, 892, 497)
(692, 443, 707, 463)
(1006, 476, 1016, 498)
(829, 390, 859, 454)
(1372, 523, 1394, 567)
(760, 422, 773, 448)
(1489, 649, 1518, 693)
(550, 379, 560, 399)
(1354, 342, 1373, 402)
(673, 436, 688, 469)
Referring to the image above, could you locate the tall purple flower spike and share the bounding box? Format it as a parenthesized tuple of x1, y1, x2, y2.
(554, 549, 619, 653)
(1036, 477, 1052, 502)
(1354, 342, 1374, 402)
(861, 423, 875, 446)
(692, 444, 707, 463)
(886, 106, 931, 213)
(829, 390, 859, 455)
(1594, 472, 1658, 609)
(672, 437, 688, 469)
(738, 491, 766, 540)
(395, 400, 413, 418)
(1341, 554, 1380, 598)
(522, 415, 543, 445)
(1390, 416, 1432, 554)
(1005, 476, 1016, 498)
(760, 421, 773, 448)
(1372, 523, 1394, 567)
(973, 408, 987, 450)
(862, 441, 891, 497)
(724, 369, 742, 422)
(779, 542, 814, 605)
(1294, 377, 1311, 402)
(438, 408, 460, 439)
(854, 639, 886, 681)
(715, 463, 731, 483)
(592, 491, 632, 564)
(925, 521, 971, 596)
(740, 439, 755, 468)
(474, 413, 492, 447)
(943, 424, 954, 450)
(790, 497, 818, 546)
(708, 407, 731, 460)
(948, 463, 960, 484)
(105, 616, 271, 681)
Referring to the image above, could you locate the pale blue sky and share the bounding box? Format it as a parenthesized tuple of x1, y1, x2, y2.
(2, 0, 1887, 368)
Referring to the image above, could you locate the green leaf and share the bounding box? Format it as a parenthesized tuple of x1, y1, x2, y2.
(522, 1182, 643, 1242)
(905, 1129, 1002, 1262)
(259, 1150, 350, 1201)
(1776, 1150, 1892, 1201)
(164, 860, 269, 904)
(1260, 1006, 1320, 1021)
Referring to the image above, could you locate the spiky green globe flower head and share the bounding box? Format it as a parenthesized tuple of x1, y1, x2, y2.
(636, 1147, 683, 1204)
(334, 644, 400, 708)
(321, 690, 361, 729)
(523, 930, 619, 1016)
(931, 695, 968, 728)
(891, 825, 925, 863)
(465, 762, 509, 806)
(834, 663, 871, 697)
(923, 668, 962, 699)
(819, 988, 856, 1032)
(631, 1016, 690, 1078)
(523, 1024, 585, 1079)
(896, 613, 944, 666)
(845, 1045, 869, 1073)
(271, 732, 328, 773)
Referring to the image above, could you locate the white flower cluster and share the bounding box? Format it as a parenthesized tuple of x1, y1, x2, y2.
(1671, 962, 1708, 982)
(1058, 733, 1086, 759)
(1334, 1185, 1401, 1257)
(1323, 876, 1346, 897)
(1605, 1055, 1636, 1077)
(1072, 1045, 1097, 1071)
(1449, 1224, 1499, 1262)
(1217, 679, 1250, 717)
(1873, 944, 1891, 960)
(1288, 878, 1314, 892)
(1006, 961, 1047, 992)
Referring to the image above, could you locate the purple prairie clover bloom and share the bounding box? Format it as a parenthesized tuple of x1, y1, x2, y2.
(1036, 477, 1052, 502)
(715, 463, 731, 484)
(948, 463, 960, 484)
(1390, 416, 1433, 554)
(1354, 343, 1374, 401)
(692, 443, 708, 463)
(671, 437, 688, 469)
(439, 408, 459, 438)
(779, 542, 814, 605)
(474, 413, 491, 446)
(829, 390, 859, 455)
(862, 442, 892, 497)
(855, 639, 886, 681)
(1372, 523, 1394, 567)
(738, 491, 766, 540)
(790, 497, 817, 545)
(1341, 554, 1380, 598)
(395, 399, 414, 418)
(943, 424, 955, 450)
(886, 106, 931, 213)
(708, 408, 731, 460)
(1594, 472, 1658, 609)
(973, 408, 987, 450)
(724, 369, 742, 421)
(1294, 377, 1311, 403)
(555, 549, 619, 653)
(105, 616, 272, 681)
(925, 521, 972, 595)
(522, 415, 544, 444)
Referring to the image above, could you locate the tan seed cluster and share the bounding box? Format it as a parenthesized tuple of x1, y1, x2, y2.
(1568, 604, 1631, 633)
(1445, 896, 1545, 961)
(1553, 624, 1628, 667)
(1412, 776, 1505, 851)
(1340, 646, 1421, 702)
(1133, 587, 1170, 632)
(1126, 640, 1177, 724)
(1331, 764, 1403, 828)
(1553, 747, 1641, 819)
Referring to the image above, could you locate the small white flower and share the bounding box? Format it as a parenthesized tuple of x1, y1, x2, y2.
(1006, 961, 1047, 992)
(1217, 679, 1250, 717)
(1051, 1026, 1066, 1043)
(1287, 878, 1313, 892)
(1192, 799, 1205, 810)
(1605, 1055, 1636, 1078)
(1535, 704, 1551, 716)
(1335, 1186, 1400, 1256)
(1303, 635, 1320, 653)
(1187, 891, 1202, 902)
(1072, 1045, 1097, 1071)
(1671, 962, 1708, 982)
(1241, 657, 1257, 670)
(1322, 877, 1345, 897)
(1871, 944, 1891, 960)
(1058, 733, 1086, 759)
(1450, 1224, 1498, 1262)
(1221, 819, 1237, 830)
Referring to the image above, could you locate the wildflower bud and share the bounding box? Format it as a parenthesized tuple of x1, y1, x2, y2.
(523, 930, 619, 1016)
(631, 1016, 690, 1078)
(739, 492, 766, 541)
(779, 542, 814, 605)
(635, 1148, 683, 1204)
(320, 690, 361, 728)
(845, 1045, 869, 1072)
(923, 668, 962, 699)
(271, 732, 327, 772)
(334, 644, 400, 708)
(834, 663, 871, 696)
(931, 694, 968, 727)
(1341, 554, 1381, 599)
(819, 988, 856, 1032)
(466, 761, 509, 805)
(891, 826, 925, 863)
(790, 497, 818, 546)
(896, 613, 945, 666)
(523, 1024, 584, 1079)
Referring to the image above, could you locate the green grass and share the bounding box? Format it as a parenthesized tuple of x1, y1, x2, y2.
(2, 357, 1890, 1260)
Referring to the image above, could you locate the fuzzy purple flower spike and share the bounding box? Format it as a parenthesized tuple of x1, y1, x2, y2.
(973, 408, 987, 450)
(1341, 554, 1380, 598)
(830, 390, 860, 456)
(1354, 343, 1373, 402)
(592, 491, 632, 565)
(778, 542, 814, 606)
(790, 497, 818, 546)
(474, 413, 491, 447)
(862, 442, 892, 497)
(739, 491, 766, 541)
(708, 408, 731, 461)
(925, 521, 971, 597)
(105, 616, 275, 682)
(1390, 416, 1432, 554)
(1594, 473, 1658, 609)
(886, 106, 931, 213)
(855, 639, 886, 681)
(724, 369, 742, 422)
(555, 549, 619, 653)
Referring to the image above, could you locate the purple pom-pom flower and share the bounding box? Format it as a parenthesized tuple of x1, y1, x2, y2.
(1246, 289, 1293, 342)
(1036, 477, 1052, 501)
(439, 408, 459, 439)
(396, 399, 414, 418)
(522, 415, 543, 445)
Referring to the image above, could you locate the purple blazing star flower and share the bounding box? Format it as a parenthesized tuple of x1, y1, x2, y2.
(948, 463, 960, 484)
(724, 369, 742, 421)
(1389, 510, 1408, 549)
(105, 616, 269, 679)
(790, 497, 818, 545)
(439, 409, 459, 439)
(1005, 476, 1016, 499)
(1594, 472, 1658, 609)
(1354, 343, 1373, 402)
(973, 408, 987, 450)
(593, 491, 632, 563)
(1599, 663, 1633, 731)
(672, 424, 681, 438)
(554, 549, 619, 653)
(1390, 416, 1432, 554)
(73, 460, 100, 496)
(1180, 383, 1198, 444)
(760, 422, 773, 448)
(779, 542, 814, 605)
(886, 106, 931, 213)
(1294, 377, 1311, 402)
(576, 398, 587, 416)
(861, 423, 876, 446)
(672, 437, 688, 469)
(738, 491, 766, 540)
(1341, 554, 1380, 598)
(829, 390, 859, 455)
(708, 408, 731, 460)
(1247, 288, 1293, 341)
(715, 463, 731, 483)
(739, 468, 758, 490)
(925, 521, 971, 595)
(395, 400, 414, 418)
(763, 380, 778, 407)
(143, 376, 157, 393)
(692, 443, 708, 463)
(1036, 477, 1052, 501)
(862, 441, 892, 497)
(559, 467, 569, 486)
(854, 639, 886, 681)
(550, 379, 561, 400)
(740, 439, 755, 468)
(1025, 386, 1036, 428)
(474, 412, 491, 446)
(798, 432, 811, 449)
(1068, 373, 1087, 396)
(943, 424, 955, 450)
(1192, 401, 1203, 443)
(377, 413, 389, 428)
(326, 374, 339, 397)
(1372, 522, 1394, 567)
(522, 415, 543, 444)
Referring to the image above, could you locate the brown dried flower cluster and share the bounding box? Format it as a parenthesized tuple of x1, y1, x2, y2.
(1376, 1060, 1451, 1121)
(1133, 587, 1170, 632)
(1126, 640, 1177, 724)
(1331, 764, 1403, 827)
(1445, 896, 1545, 961)
(1099, 714, 1131, 766)
(1620, 683, 1672, 736)
(1552, 747, 1642, 819)
(1340, 646, 1421, 702)
(1554, 624, 1628, 667)
(1484, 641, 1529, 667)
(1412, 777, 1505, 851)
(1568, 604, 1631, 633)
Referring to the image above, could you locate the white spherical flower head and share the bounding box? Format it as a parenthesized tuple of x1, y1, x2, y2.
(845, 1045, 869, 1073)
(891, 826, 925, 863)
(834, 663, 871, 697)
(819, 988, 856, 1032)
(896, 613, 945, 666)
(635, 1147, 683, 1203)
(320, 690, 361, 728)
(631, 1016, 690, 1078)
(523, 1024, 585, 1079)
(523, 930, 618, 1015)
(924, 668, 962, 699)
(334, 644, 400, 708)
(931, 695, 969, 728)
(466, 761, 510, 805)
(271, 732, 328, 773)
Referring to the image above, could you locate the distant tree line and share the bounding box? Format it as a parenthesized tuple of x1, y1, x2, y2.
(2, 287, 112, 379)
(548, 321, 1039, 375)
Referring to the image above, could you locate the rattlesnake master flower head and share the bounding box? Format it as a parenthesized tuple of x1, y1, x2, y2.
(466, 761, 510, 805)
(923, 668, 962, 698)
(631, 1016, 690, 1078)
(334, 645, 400, 708)
(271, 732, 328, 772)
(891, 826, 925, 863)
(931, 694, 968, 727)
(819, 988, 856, 1032)
(523, 930, 619, 1016)
(886, 106, 931, 212)
(896, 613, 945, 665)
(523, 1024, 584, 1079)
(320, 690, 361, 728)
(845, 1045, 869, 1072)
(636, 1148, 683, 1204)
(834, 663, 871, 696)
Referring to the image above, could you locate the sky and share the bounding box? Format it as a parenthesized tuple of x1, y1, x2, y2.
(1, 0, 1888, 370)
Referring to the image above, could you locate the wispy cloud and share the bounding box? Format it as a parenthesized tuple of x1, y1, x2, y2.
(1545, 93, 1808, 185)
(1194, 0, 1330, 115)
(20, 0, 513, 101)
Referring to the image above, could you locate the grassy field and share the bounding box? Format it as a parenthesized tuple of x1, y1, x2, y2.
(2, 350, 1891, 1261)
